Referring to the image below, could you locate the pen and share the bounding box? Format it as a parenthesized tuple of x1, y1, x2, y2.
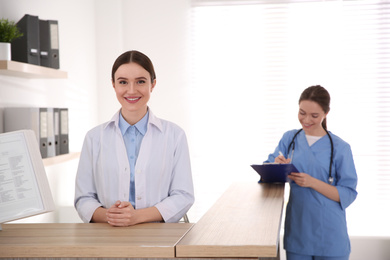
(279, 151, 293, 163)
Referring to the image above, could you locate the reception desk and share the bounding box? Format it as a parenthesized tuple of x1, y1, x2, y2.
(0, 182, 285, 259)
(0, 222, 193, 258)
(176, 182, 285, 258)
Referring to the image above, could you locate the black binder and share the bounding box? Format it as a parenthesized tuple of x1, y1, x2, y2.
(11, 14, 40, 65)
(59, 108, 69, 155)
(53, 108, 60, 156)
(39, 19, 60, 69)
(46, 108, 56, 158)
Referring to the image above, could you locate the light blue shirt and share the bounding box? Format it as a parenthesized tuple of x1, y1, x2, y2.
(118, 110, 149, 208)
(74, 108, 194, 223)
(265, 129, 358, 257)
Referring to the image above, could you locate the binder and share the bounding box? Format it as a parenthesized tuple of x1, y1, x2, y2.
(38, 107, 49, 158)
(11, 14, 40, 65)
(53, 108, 60, 156)
(46, 108, 56, 158)
(3, 107, 55, 159)
(251, 163, 299, 183)
(0, 107, 4, 133)
(39, 19, 60, 69)
(0, 130, 55, 224)
(59, 108, 69, 154)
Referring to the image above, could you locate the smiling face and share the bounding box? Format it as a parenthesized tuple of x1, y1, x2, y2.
(298, 100, 328, 136)
(112, 62, 156, 125)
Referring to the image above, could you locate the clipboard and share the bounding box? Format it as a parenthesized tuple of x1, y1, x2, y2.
(251, 163, 299, 183)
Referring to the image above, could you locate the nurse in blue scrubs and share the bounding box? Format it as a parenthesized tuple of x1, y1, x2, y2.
(264, 85, 358, 260)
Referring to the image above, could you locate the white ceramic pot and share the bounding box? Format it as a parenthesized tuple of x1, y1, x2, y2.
(0, 42, 11, 60)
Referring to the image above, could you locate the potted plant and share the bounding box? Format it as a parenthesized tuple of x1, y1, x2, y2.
(0, 18, 23, 60)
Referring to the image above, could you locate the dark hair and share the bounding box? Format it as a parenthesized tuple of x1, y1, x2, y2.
(299, 85, 330, 130)
(111, 50, 156, 83)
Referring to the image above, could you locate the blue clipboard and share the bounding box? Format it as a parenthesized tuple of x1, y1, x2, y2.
(251, 164, 299, 183)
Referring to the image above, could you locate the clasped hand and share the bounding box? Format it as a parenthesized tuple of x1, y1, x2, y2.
(106, 200, 137, 227)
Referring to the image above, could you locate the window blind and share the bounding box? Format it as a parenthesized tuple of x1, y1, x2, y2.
(189, 0, 390, 236)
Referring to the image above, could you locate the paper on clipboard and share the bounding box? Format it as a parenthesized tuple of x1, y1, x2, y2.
(251, 163, 299, 183)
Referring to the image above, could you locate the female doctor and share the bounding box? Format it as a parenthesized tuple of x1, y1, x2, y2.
(74, 50, 194, 226)
(264, 85, 357, 260)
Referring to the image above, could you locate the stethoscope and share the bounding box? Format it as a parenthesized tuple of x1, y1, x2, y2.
(287, 128, 335, 184)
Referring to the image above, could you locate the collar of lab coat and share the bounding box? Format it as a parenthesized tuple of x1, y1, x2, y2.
(105, 107, 163, 133)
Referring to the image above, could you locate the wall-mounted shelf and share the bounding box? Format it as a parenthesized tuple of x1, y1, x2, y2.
(0, 60, 67, 79)
(43, 152, 80, 167)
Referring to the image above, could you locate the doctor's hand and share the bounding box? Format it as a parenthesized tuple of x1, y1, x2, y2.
(288, 172, 314, 187)
(106, 200, 137, 227)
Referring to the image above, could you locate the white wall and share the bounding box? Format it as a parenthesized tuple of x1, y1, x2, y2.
(95, 0, 124, 123)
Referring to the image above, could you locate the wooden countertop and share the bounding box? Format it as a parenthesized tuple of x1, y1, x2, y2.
(176, 182, 285, 258)
(0, 222, 193, 258)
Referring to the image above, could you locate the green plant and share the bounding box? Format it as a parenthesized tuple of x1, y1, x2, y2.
(0, 18, 23, 43)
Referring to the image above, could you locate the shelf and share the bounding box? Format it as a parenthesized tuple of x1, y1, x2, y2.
(0, 60, 67, 78)
(43, 152, 80, 167)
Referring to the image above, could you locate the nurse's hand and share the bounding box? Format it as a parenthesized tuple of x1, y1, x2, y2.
(275, 154, 291, 164)
(106, 200, 137, 227)
(288, 172, 313, 187)
(288, 172, 341, 202)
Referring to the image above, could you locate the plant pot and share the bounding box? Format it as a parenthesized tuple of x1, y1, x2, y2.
(0, 42, 11, 60)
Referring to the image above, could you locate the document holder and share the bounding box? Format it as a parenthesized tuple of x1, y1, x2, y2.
(251, 163, 299, 183)
(0, 130, 55, 228)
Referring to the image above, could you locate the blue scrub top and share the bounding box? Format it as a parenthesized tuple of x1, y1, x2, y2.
(265, 129, 358, 257)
